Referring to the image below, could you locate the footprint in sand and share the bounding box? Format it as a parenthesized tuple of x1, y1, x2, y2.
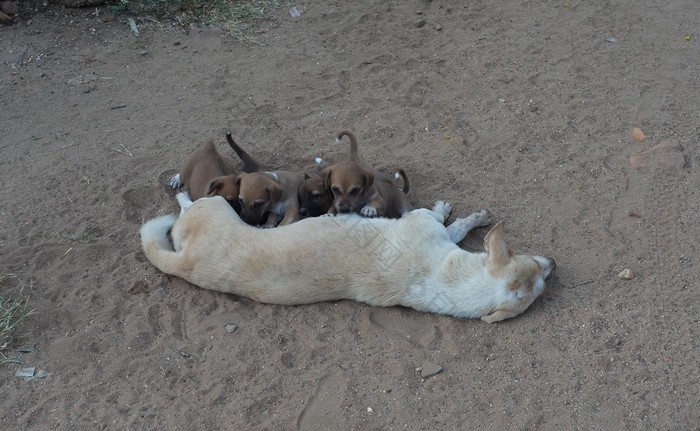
(369, 308, 436, 348)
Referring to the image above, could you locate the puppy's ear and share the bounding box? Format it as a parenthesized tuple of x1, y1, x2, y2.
(206, 178, 224, 196)
(484, 220, 511, 272)
(362, 169, 374, 191)
(267, 182, 284, 204)
(321, 168, 333, 190)
(234, 173, 246, 186)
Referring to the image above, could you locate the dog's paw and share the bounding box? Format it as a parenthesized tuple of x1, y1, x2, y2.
(466, 209, 491, 227)
(360, 206, 378, 218)
(169, 173, 182, 189)
(432, 201, 453, 219)
(320, 213, 336, 218)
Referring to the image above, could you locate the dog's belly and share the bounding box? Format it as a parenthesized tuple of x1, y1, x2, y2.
(186, 214, 447, 306)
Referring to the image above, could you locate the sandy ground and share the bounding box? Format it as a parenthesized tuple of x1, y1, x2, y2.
(1, 0, 699, 429)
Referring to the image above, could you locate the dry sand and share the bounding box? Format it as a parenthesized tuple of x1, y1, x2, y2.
(1, 1, 699, 429)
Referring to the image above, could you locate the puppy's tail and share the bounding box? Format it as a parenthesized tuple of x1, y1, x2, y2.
(394, 169, 410, 194)
(335, 130, 359, 162)
(140, 215, 183, 276)
(226, 132, 260, 173)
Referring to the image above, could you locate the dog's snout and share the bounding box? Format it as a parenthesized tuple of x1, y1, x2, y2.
(299, 207, 308, 216)
(337, 204, 351, 213)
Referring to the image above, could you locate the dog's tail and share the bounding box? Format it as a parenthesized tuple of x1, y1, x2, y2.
(394, 169, 410, 194)
(226, 132, 260, 173)
(140, 215, 184, 277)
(335, 130, 359, 162)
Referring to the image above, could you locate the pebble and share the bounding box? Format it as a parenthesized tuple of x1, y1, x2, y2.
(224, 324, 238, 333)
(420, 361, 443, 378)
(618, 268, 634, 280)
(414, 19, 426, 28)
(1, 1, 18, 15)
(605, 36, 618, 43)
(435, 24, 443, 31)
(631, 127, 645, 142)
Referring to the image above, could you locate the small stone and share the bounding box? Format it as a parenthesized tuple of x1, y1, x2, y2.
(224, 324, 238, 333)
(420, 361, 443, 378)
(414, 19, 426, 28)
(366, 407, 373, 413)
(1, 1, 18, 15)
(416, 10, 423, 15)
(138, 49, 148, 56)
(631, 127, 645, 142)
(435, 24, 443, 31)
(618, 268, 634, 280)
(605, 36, 618, 43)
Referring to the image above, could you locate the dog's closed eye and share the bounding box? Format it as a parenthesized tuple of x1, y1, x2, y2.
(253, 200, 265, 208)
(331, 186, 341, 196)
(349, 186, 361, 195)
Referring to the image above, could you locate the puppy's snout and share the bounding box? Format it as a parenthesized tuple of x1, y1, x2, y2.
(299, 207, 308, 216)
(337, 203, 351, 213)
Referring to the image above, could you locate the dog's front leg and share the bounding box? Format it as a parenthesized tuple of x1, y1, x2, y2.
(445, 209, 491, 243)
(278, 203, 300, 226)
(261, 211, 282, 229)
(360, 197, 385, 218)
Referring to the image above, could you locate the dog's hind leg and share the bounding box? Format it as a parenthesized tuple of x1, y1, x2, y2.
(446, 209, 491, 243)
(176, 192, 194, 216)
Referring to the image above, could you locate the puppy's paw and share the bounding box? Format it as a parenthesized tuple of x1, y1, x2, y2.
(261, 223, 277, 229)
(320, 213, 336, 218)
(169, 173, 182, 189)
(360, 205, 378, 218)
(432, 200, 453, 219)
(466, 209, 491, 227)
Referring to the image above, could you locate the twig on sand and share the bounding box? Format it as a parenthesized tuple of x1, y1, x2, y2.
(127, 18, 140, 37)
(113, 144, 133, 157)
(569, 279, 594, 288)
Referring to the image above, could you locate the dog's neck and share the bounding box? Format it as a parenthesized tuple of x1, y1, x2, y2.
(402, 251, 504, 318)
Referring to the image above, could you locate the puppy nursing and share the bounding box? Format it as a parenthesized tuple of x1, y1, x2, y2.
(169, 133, 260, 205)
(150, 129, 556, 322)
(323, 131, 413, 218)
(141, 194, 555, 322)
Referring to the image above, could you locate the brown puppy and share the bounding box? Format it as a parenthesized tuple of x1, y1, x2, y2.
(169, 133, 260, 206)
(298, 158, 333, 218)
(235, 170, 304, 228)
(322, 130, 412, 218)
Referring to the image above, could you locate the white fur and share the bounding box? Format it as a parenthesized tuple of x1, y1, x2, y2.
(140, 196, 554, 322)
(169, 173, 181, 189)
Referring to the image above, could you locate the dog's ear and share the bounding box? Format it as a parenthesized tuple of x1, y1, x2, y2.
(321, 168, 333, 190)
(267, 182, 284, 204)
(206, 178, 224, 196)
(234, 173, 246, 186)
(362, 169, 374, 191)
(481, 308, 518, 323)
(484, 220, 511, 272)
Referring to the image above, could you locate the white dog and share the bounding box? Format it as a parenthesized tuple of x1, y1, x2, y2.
(140, 193, 555, 323)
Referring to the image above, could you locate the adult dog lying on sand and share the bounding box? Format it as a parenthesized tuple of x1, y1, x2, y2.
(140, 193, 555, 323)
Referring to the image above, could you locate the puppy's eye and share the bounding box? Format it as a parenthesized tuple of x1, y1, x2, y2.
(331, 186, 341, 195)
(238, 197, 244, 205)
(254, 200, 265, 208)
(349, 187, 361, 195)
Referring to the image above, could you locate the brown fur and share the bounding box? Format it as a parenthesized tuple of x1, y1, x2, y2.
(322, 130, 413, 218)
(236, 171, 305, 227)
